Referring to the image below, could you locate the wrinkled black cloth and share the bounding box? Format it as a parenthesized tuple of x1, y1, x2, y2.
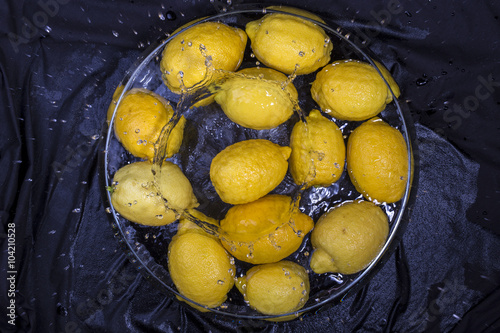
(1, 0, 500, 332)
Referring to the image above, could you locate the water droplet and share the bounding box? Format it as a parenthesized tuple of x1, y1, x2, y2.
(72, 208, 81, 213)
(112, 30, 119, 37)
(298, 51, 305, 57)
(405, 11, 412, 17)
(416, 78, 428, 86)
(135, 128, 140, 134)
(217, 280, 225, 285)
(156, 214, 163, 219)
(91, 134, 100, 140)
(49, 230, 56, 234)
(158, 12, 165, 20)
(166, 11, 176, 21)
(127, 203, 132, 207)
(105, 207, 111, 214)
(44, 26, 52, 34)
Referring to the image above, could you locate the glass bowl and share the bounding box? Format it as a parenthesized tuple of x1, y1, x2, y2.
(101, 5, 415, 321)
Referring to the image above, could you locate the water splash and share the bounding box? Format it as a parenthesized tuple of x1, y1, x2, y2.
(150, 46, 306, 249)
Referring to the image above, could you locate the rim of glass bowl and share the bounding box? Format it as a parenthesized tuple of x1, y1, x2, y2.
(102, 7, 416, 321)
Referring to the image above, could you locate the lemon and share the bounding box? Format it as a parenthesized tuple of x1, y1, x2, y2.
(289, 109, 345, 188)
(110, 161, 198, 226)
(210, 139, 291, 204)
(160, 22, 247, 93)
(219, 194, 313, 264)
(347, 117, 409, 203)
(246, 8, 332, 75)
(311, 60, 401, 121)
(168, 226, 235, 311)
(114, 88, 186, 161)
(310, 200, 389, 275)
(236, 260, 310, 316)
(214, 67, 298, 130)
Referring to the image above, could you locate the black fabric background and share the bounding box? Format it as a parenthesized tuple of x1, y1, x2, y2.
(1, 0, 500, 332)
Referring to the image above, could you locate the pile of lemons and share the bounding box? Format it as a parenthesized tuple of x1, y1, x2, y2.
(106, 6, 410, 319)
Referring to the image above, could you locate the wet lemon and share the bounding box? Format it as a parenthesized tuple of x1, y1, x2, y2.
(310, 200, 389, 275)
(168, 224, 235, 311)
(289, 109, 345, 188)
(110, 161, 198, 226)
(160, 22, 247, 93)
(311, 60, 401, 121)
(347, 117, 409, 203)
(246, 7, 332, 75)
(114, 88, 185, 161)
(220, 194, 313, 264)
(236, 260, 310, 316)
(210, 139, 291, 204)
(214, 67, 298, 130)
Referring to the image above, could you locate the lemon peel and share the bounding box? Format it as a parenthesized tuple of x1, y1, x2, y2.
(310, 200, 389, 275)
(347, 117, 409, 203)
(210, 139, 291, 205)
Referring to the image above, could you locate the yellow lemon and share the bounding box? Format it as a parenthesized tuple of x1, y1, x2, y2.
(220, 194, 313, 264)
(347, 117, 409, 203)
(210, 139, 291, 204)
(168, 226, 235, 311)
(236, 260, 310, 316)
(289, 109, 345, 188)
(311, 60, 401, 121)
(113, 88, 186, 161)
(246, 8, 332, 75)
(160, 22, 247, 93)
(214, 67, 298, 130)
(110, 161, 198, 226)
(310, 200, 389, 275)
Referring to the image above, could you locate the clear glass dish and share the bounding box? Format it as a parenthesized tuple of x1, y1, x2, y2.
(101, 6, 415, 321)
